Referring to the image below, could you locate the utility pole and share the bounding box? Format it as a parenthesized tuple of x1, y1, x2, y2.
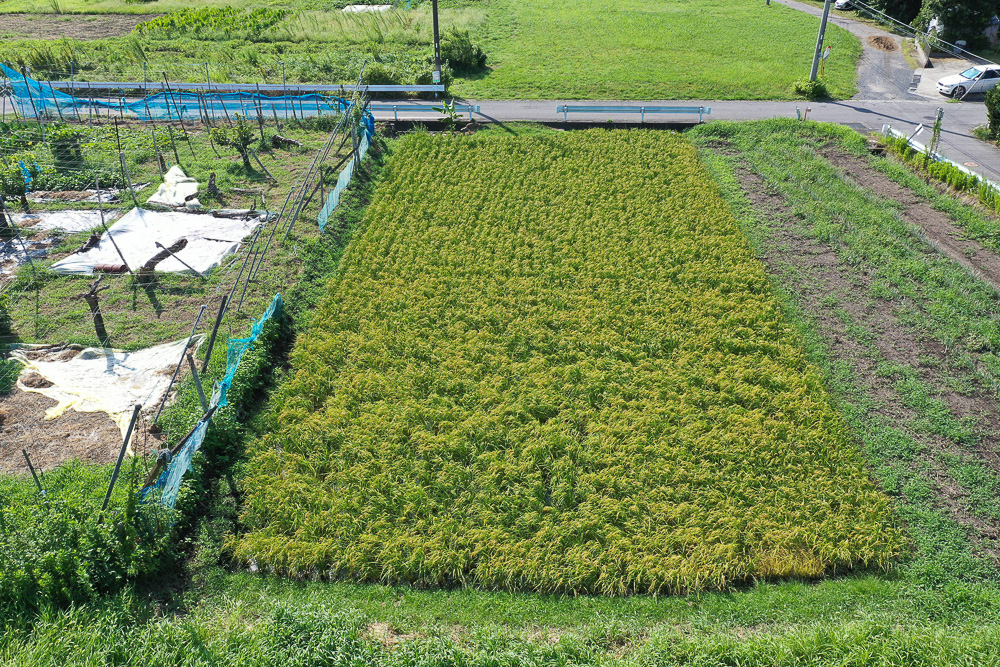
(810, 0, 833, 81)
(432, 0, 442, 96)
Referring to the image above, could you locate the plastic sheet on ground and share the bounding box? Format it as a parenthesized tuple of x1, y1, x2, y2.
(0, 236, 53, 274)
(342, 4, 393, 11)
(12, 336, 204, 445)
(49, 207, 260, 275)
(147, 166, 200, 208)
(29, 185, 149, 205)
(12, 209, 122, 233)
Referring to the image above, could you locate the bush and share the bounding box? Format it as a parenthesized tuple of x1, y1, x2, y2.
(793, 79, 829, 100)
(363, 62, 403, 87)
(0, 463, 175, 628)
(440, 27, 487, 73)
(985, 87, 1000, 141)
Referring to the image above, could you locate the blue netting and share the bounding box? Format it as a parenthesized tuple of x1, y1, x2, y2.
(1, 64, 354, 122)
(216, 293, 282, 409)
(317, 117, 375, 232)
(151, 293, 283, 509)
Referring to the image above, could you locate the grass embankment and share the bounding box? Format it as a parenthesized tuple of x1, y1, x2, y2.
(691, 119, 1000, 582)
(236, 128, 901, 595)
(0, 0, 860, 100)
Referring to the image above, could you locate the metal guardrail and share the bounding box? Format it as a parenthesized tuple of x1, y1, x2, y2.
(556, 105, 711, 123)
(39, 80, 445, 94)
(369, 103, 480, 121)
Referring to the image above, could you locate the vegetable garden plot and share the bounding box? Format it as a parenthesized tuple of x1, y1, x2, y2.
(237, 129, 903, 595)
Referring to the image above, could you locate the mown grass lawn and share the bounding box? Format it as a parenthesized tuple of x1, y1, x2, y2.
(454, 0, 861, 99)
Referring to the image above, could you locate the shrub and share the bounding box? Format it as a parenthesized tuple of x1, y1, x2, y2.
(364, 62, 403, 87)
(793, 79, 829, 100)
(0, 463, 175, 628)
(985, 87, 1000, 141)
(440, 27, 487, 73)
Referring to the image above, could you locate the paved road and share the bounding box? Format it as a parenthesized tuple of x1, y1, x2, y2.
(366, 98, 998, 182)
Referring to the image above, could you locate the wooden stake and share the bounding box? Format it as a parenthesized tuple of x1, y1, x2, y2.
(201, 294, 228, 372)
(82, 276, 111, 347)
(186, 354, 208, 411)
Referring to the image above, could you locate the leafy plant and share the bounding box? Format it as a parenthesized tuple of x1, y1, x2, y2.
(985, 87, 1000, 141)
(440, 26, 487, 73)
(432, 99, 461, 131)
(793, 79, 829, 100)
(210, 115, 258, 172)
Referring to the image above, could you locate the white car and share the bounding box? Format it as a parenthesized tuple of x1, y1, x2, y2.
(937, 64, 1000, 97)
(834, 0, 854, 9)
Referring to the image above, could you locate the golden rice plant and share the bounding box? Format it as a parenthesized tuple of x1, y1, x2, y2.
(235, 129, 904, 594)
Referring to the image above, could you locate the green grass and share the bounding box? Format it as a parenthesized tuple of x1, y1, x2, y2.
(0, 0, 861, 100)
(453, 0, 860, 99)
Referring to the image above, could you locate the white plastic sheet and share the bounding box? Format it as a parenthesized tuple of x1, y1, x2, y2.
(13, 336, 204, 443)
(12, 209, 121, 233)
(342, 4, 392, 11)
(147, 165, 200, 208)
(49, 207, 260, 275)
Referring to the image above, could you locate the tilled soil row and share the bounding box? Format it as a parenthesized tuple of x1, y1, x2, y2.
(731, 154, 1000, 557)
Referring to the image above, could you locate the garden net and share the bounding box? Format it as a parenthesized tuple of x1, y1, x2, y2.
(153, 293, 282, 509)
(2, 64, 353, 122)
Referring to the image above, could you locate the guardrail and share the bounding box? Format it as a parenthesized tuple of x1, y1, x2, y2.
(882, 123, 1000, 190)
(369, 103, 480, 121)
(556, 105, 711, 123)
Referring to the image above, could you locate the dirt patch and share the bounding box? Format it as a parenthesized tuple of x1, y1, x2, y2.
(0, 389, 118, 473)
(365, 622, 420, 649)
(821, 147, 1000, 293)
(733, 162, 1000, 557)
(868, 35, 898, 52)
(0, 14, 158, 41)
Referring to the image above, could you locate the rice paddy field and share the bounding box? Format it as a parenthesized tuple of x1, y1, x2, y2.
(235, 129, 903, 594)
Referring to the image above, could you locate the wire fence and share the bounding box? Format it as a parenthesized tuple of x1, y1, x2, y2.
(0, 66, 377, 509)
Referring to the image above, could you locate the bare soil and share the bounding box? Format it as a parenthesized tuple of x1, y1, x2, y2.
(821, 147, 1000, 291)
(0, 13, 158, 41)
(868, 35, 898, 52)
(731, 154, 1000, 557)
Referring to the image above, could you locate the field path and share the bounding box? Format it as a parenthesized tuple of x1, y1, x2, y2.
(773, 0, 918, 100)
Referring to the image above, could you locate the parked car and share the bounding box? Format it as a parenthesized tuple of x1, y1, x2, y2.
(834, 0, 854, 9)
(937, 64, 1000, 97)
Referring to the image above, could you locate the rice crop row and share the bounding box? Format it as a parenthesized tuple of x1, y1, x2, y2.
(236, 129, 903, 595)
